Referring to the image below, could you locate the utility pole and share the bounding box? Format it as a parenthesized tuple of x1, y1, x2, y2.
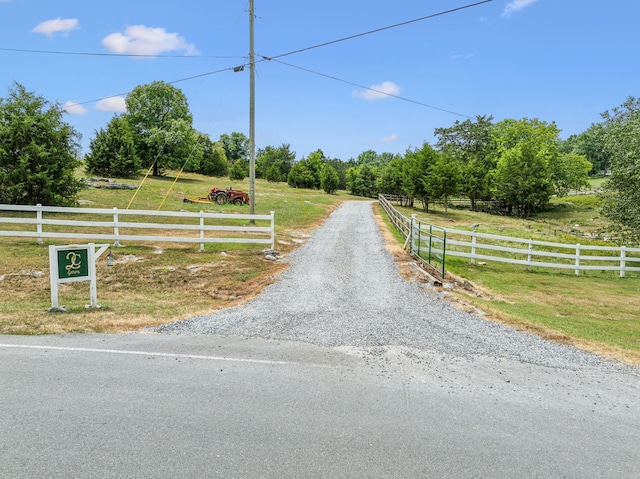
(249, 0, 256, 215)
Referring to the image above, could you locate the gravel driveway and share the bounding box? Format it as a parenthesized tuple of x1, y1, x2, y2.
(155, 201, 636, 374)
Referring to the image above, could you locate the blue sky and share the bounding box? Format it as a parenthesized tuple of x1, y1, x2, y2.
(1, 0, 638, 162)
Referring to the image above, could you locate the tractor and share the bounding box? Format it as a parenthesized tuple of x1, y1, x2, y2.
(209, 187, 250, 205)
(184, 187, 250, 205)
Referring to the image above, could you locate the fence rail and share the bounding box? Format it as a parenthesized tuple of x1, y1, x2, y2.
(0, 204, 275, 251)
(379, 194, 446, 276)
(379, 194, 640, 277)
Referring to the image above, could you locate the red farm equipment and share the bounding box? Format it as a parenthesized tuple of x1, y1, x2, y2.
(184, 187, 250, 206)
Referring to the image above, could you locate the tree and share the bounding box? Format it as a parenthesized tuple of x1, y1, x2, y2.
(550, 152, 591, 196)
(434, 115, 495, 210)
(425, 154, 461, 214)
(346, 164, 378, 198)
(287, 150, 325, 189)
(377, 156, 405, 198)
(198, 135, 228, 177)
(402, 142, 438, 211)
(256, 144, 295, 179)
(265, 164, 283, 182)
(490, 118, 559, 216)
(85, 116, 140, 177)
(321, 164, 340, 194)
(600, 97, 640, 234)
(492, 143, 553, 217)
(0, 82, 83, 205)
(229, 159, 246, 181)
(220, 132, 250, 168)
(434, 115, 494, 161)
(124, 81, 195, 176)
(562, 124, 612, 175)
(324, 157, 349, 190)
(459, 158, 491, 211)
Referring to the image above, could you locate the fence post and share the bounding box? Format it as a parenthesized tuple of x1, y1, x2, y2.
(270, 211, 275, 250)
(199, 211, 205, 252)
(620, 246, 626, 278)
(428, 225, 433, 265)
(575, 244, 580, 276)
(36, 203, 43, 245)
(113, 207, 120, 247)
(471, 230, 477, 265)
(442, 230, 446, 276)
(527, 238, 533, 271)
(410, 215, 416, 255)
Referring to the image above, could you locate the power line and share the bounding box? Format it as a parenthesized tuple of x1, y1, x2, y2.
(266, 57, 474, 119)
(70, 66, 237, 107)
(0, 46, 241, 59)
(264, 0, 493, 61)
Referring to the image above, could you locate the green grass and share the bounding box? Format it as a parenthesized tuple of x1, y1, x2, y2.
(447, 258, 640, 361)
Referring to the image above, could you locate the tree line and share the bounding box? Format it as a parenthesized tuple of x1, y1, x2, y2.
(0, 81, 638, 236)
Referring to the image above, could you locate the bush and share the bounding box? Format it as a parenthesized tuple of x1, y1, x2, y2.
(229, 160, 247, 181)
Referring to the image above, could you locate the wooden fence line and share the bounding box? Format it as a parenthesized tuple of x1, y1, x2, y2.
(0, 204, 275, 251)
(378, 194, 640, 277)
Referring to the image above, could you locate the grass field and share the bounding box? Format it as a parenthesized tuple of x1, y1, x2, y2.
(1, 172, 639, 365)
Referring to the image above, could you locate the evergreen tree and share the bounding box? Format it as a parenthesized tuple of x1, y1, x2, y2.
(321, 164, 340, 194)
(0, 82, 83, 205)
(85, 116, 140, 177)
(265, 164, 283, 182)
(425, 154, 461, 214)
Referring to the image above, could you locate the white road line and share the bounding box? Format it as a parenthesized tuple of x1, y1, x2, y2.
(0, 343, 293, 365)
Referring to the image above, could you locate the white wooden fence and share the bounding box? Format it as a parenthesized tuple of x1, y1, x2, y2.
(379, 194, 640, 277)
(0, 204, 275, 251)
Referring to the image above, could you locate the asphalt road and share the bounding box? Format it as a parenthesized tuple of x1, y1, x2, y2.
(1, 333, 639, 479)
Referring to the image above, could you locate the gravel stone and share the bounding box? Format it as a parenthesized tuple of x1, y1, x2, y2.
(153, 201, 637, 375)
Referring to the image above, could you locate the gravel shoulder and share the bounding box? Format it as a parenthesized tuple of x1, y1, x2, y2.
(154, 201, 637, 375)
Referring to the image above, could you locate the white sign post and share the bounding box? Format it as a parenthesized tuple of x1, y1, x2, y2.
(48, 243, 110, 312)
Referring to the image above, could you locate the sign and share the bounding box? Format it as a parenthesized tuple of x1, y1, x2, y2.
(57, 248, 89, 281)
(48, 243, 109, 312)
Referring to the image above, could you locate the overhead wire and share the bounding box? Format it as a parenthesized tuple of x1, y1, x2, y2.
(263, 0, 493, 61)
(0, 46, 242, 59)
(265, 57, 474, 119)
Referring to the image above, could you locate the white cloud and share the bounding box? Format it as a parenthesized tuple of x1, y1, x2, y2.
(382, 134, 398, 143)
(352, 81, 401, 102)
(503, 0, 539, 17)
(102, 25, 198, 56)
(32, 18, 79, 36)
(63, 101, 87, 115)
(96, 96, 126, 112)
(451, 53, 474, 60)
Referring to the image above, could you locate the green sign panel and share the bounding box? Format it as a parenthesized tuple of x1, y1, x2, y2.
(57, 248, 89, 280)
